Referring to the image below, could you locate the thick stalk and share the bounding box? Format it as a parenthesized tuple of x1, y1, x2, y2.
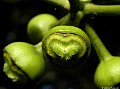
(85, 24, 111, 61)
(52, 11, 84, 27)
(52, 13, 71, 26)
(84, 3, 120, 15)
(86, 24, 120, 87)
(70, 11, 84, 27)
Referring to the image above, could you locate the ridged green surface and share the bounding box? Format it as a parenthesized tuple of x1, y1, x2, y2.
(3, 42, 45, 83)
(42, 26, 91, 67)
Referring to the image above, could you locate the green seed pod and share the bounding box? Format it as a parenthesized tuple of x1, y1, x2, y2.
(27, 13, 58, 44)
(94, 57, 120, 87)
(85, 24, 120, 88)
(42, 26, 91, 67)
(3, 42, 45, 83)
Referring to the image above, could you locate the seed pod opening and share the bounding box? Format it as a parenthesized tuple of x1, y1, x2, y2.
(3, 42, 45, 84)
(42, 26, 91, 67)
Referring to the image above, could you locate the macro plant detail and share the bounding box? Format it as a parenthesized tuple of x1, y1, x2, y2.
(42, 26, 91, 67)
(1, 0, 120, 89)
(3, 42, 45, 83)
(27, 14, 58, 44)
(85, 24, 120, 88)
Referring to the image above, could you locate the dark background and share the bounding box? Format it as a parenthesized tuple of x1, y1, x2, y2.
(0, 0, 120, 89)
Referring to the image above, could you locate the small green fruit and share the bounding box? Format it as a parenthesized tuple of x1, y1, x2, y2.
(3, 42, 45, 83)
(85, 24, 120, 88)
(42, 26, 91, 67)
(94, 57, 120, 87)
(27, 13, 58, 44)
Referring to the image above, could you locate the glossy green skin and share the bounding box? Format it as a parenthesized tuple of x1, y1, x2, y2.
(42, 26, 91, 67)
(85, 24, 120, 88)
(42, 26, 90, 45)
(94, 56, 120, 88)
(3, 42, 45, 83)
(27, 14, 58, 44)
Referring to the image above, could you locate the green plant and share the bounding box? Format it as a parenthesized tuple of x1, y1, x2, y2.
(3, 0, 120, 88)
(27, 13, 58, 44)
(3, 42, 45, 84)
(83, 3, 120, 15)
(85, 24, 120, 88)
(44, 0, 120, 15)
(27, 12, 84, 45)
(42, 26, 91, 67)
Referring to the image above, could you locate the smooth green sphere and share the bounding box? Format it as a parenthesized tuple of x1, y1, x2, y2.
(27, 14, 58, 44)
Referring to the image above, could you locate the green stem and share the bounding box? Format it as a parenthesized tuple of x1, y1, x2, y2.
(52, 11, 84, 27)
(84, 3, 120, 15)
(53, 13, 71, 26)
(85, 24, 111, 61)
(70, 11, 84, 27)
(34, 42, 43, 54)
(42, 0, 70, 10)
